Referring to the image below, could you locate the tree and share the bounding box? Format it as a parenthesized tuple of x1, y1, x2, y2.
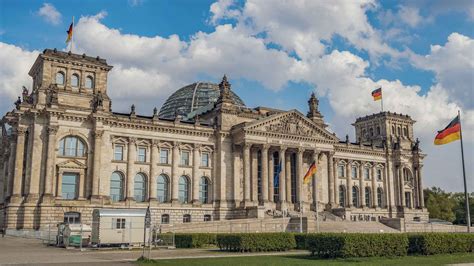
(424, 187, 456, 222)
(452, 192, 474, 225)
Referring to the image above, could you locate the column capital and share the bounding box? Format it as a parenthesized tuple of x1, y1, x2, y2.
(93, 130, 104, 138)
(243, 142, 252, 150)
(47, 125, 59, 135)
(151, 139, 159, 147)
(193, 143, 202, 149)
(16, 126, 28, 136)
(326, 150, 335, 157)
(173, 141, 181, 148)
(297, 147, 305, 154)
(128, 137, 137, 144)
(262, 143, 271, 150)
(279, 145, 288, 153)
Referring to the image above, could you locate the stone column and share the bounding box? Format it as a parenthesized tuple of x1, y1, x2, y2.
(279, 147, 287, 205)
(296, 148, 304, 203)
(312, 150, 319, 208)
(2, 151, 9, 199)
(171, 142, 180, 203)
(417, 166, 424, 208)
(11, 127, 27, 198)
(327, 152, 335, 207)
(346, 160, 352, 207)
(149, 140, 159, 200)
(27, 123, 42, 201)
(268, 150, 274, 202)
(359, 162, 364, 208)
(386, 158, 395, 211)
(251, 149, 258, 203)
(6, 137, 16, 199)
(334, 158, 340, 206)
(192, 144, 201, 203)
(232, 145, 241, 204)
(285, 152, 291, 204)
(371, 165, 377, 208)
(91, 130, 103, 199)
(242, 143, 251, 204)
(44, 125, 58, 197)
(126, 138, 136, 200)
(399, 166, 405, 207)
(261, 145, 269, 203)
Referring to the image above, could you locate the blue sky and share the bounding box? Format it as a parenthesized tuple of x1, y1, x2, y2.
(0, 0, 473, 192)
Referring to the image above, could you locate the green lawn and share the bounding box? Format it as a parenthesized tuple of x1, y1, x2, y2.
(138, 253, 474, 266)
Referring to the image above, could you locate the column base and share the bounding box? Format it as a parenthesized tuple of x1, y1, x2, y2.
(240, 200, 253, 208)
(40, 194, 55, 204)
(24, 194, 40, 203)
(9, 194, 24, 204)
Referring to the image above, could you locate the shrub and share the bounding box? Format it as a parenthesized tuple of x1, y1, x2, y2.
(175, 233, 217, 248)
(408, 233, 474, 255)
(306, 233, 408, 258)
(217, 233, 296, 252)
(293, 233, 308, 249)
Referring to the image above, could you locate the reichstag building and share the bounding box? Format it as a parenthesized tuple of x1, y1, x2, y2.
(0, 49, 428, 234)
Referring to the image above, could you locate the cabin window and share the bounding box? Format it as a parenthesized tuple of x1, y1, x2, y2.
(114, 218, 126, 229)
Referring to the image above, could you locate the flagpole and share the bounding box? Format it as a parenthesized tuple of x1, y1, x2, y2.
(459, 110, 471, 232)
(69, 16, 75, 53)
(381, 96, 384, 112)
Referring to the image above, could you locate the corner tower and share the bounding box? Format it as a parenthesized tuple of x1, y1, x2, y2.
(28, 49, 113, 111)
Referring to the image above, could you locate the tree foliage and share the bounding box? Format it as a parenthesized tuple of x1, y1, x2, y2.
(424, 187, 473, 225)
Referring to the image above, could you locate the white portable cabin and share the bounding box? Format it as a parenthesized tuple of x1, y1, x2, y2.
(91, 209, 150, 246)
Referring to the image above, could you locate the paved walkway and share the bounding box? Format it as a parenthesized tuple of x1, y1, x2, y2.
(0, 236, 309, 265)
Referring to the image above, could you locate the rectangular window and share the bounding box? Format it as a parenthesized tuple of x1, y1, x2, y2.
(114, 145, 124, 161)
(61, 173, 78, 200)
(201, 153, 209, 167)
(351, 166, 358, 179)
(160, 149, 169, 164)
(338, 165, 345, 178)
(377, 169, 382, 181)
(181, 151, 190, 166)
(364, 167, 370, 180)
(137, 147, 146, 162)
(114, 218, 126, 229)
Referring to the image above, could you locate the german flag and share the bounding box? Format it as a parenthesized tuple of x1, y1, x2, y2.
(434, 115, 461, 145)
(303, 161, 317, 184)
(372, 88, 382, 101)
(65, 22, 73, 43)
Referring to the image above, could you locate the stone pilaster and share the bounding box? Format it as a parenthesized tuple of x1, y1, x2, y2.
(27, 123, 42, 202)
(346, 160, 352, 207)
(251, 148, 258, 203)
(149, 140, 159, 201)
(279, 146, 287, 205)
(417, 165, 424, 208)
(312, 150, 319, 208)
(399, 166, 405, 208)
(334, 158, 340, 206)
(192, 143, 201, 204)
(6, 136, 16, 199)
(371, 165, 377, 208)
(44, 125, 58, 199)
(232, 145, 241, 204)
(91, 130, 103, 199)
(261, 144, 269, 203)
(242, 143, 251, 205)
(126, 137, 136, 201)
(285, 152, 291, 204)
(359, 162, 364, 208)
(171, 142, 180, 203)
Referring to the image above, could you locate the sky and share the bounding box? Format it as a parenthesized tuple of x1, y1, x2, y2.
(0, 0, 473, 192)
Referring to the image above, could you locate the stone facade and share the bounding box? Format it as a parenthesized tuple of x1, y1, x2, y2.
(0, 49, 428, 233)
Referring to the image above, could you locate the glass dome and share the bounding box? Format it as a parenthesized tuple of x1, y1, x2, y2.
(159, 82, 245, 119)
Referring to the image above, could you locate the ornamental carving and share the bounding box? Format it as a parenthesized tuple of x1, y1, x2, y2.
(265, 114, 311, 136)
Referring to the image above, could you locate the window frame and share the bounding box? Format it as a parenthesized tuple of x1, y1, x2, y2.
(180, 150, 190, 166)
(134, 173, 147, 202)
(157, 174, 169, 203)
(201, 152, 210, 167)
(183, 214, 191, 223)
(56, 71, 65, 85)
(199, 177, 209, 204)
(178, 176, 189, 203)
(58, 136, 86, 157)
(137, 147, 147, 162)
(364, 167, 370, 180)
(61, 172, 79, 200)
(352, 186, 359, 207)
(339, 185, 346, 207)
(161, 214, 170, 224)
(337, 164, 345, 178)
(110, 171, 124, 202)
(351, 165, 358, 179)
(114, 145, 124, 161)
(365, 187, 371, 207)
(71, 73, 80, 87)
(64, 212, 81, 224)
(160, 149, 169, 164)
(85, 75, 94, 89)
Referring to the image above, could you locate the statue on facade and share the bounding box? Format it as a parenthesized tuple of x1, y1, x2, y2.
(217, 74, 234, 104)
(14, 96, 21, 109)
(92, 92, 104, 111)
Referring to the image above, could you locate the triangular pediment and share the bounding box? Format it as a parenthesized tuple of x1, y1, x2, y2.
(243, 110, 339, 141)
(56, 159, 87, 169)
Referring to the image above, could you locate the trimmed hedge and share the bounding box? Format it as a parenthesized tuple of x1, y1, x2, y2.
(306, 233, 408, 258)
(217, 233, 296, 252)
(293, 233, 308, 250)
(175, 233, 217, 248)
(408, 233, 474, 255)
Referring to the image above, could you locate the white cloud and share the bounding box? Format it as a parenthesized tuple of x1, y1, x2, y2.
(411, 33, 474, 108)
(0, 43, 39, 112)
(398, 6, 422, 27)
(37, 3, 62, 25)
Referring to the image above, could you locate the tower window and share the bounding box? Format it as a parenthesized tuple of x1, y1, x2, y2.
(56, 72, 65, 85)
(85, 76, 94, 89)
(71, 74, 79, 87)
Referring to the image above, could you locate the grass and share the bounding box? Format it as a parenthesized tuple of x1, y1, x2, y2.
(137, 253, 474, 266)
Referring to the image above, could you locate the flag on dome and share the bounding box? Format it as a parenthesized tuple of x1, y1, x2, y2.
(371, 87, 382, 101)
(303, 161, 317, 184)
(434, 115, 461, 145)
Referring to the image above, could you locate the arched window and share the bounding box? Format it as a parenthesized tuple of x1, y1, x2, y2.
(377, 188, 384, 208)
(161, 214, 169, 224)
(134, 173, 146, 202)
(199, 177, 209, 204)
(352, 186, 359, 207)
(403, 127, 408, 137)
(56, 72, 65, 85)
(339, 185, 346, 207)
(85, 76, 94, 89)
(58, 136, 86, 157)
(376, 126, 381, 135)
(365, 187, 371, 207)
(157, 174, 169, 203)
(183, 214, 191, 223)
(392, 125, 395, 135)
(110, 172, 124, 202)
(369, 128, 374, 136)
(178, 176, 189, 203)
(71, 74, 79, 87)
(397, 127, 401, 136)
(377, 168, 383, 181)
